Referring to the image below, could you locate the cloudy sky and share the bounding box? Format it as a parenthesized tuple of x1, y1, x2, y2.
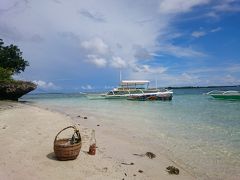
(1, 0, 240, 92)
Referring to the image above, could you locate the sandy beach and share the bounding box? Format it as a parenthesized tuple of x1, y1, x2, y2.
(0, 101, 194, 180)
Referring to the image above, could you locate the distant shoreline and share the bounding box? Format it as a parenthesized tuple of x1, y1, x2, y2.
(167, 85, 240, 89)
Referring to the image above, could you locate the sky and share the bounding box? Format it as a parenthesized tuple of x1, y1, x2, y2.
(0, 0, 240, 92)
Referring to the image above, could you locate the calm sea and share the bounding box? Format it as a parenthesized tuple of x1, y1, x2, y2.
(21, 87, 240, 179)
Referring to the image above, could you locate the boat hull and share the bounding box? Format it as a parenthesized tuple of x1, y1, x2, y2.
(211, 95, 240, 100)
(127, 94, 172, 101)
(103, 91, 173, 100)
(206, 90, 240, 100)
(103, 95, 128, 99)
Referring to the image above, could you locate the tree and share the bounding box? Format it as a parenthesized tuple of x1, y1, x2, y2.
(0, 67, 12, 81)
(0, 39, 29, 75)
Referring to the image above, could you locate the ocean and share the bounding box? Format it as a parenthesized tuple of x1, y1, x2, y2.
(21, 87, 240, 179)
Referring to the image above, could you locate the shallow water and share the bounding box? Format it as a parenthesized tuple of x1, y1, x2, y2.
(22, 87, 240, 179)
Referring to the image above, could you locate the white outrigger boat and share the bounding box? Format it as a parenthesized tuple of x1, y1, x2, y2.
(100, 80, 173, 100)
(206, 90, 240, 100)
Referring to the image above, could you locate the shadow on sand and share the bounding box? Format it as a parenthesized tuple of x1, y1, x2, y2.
(46, 152, 58, 161)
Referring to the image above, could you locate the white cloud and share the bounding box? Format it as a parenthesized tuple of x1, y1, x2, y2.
(189, 63, 240, 74)
(167, 32, 183, 39)
(226, 64, 240, 73)
(191, 27, 221, 39)
(158, 44, 205, 57)
(33, 80, 58, 90)
(78, 9, 106, 22)
(206, 12, 219, 18)
(157, 72, 201, 86)
(133, 64, 167, 74)
(181, 72, 196, 81)
(210, 27, 222, 33)
(208, 0, 240, 19)
(81, 84, 93, 90)
(81, 37, 109, 55)
(128, 71, 200, 87)
(134, 45, 152, 60)
(223, 74, 240, 84)
(191, 31, 206, 38)
(213, 1, 240, 12)
(110, 56, 127, 68)
(127, 64, 240, 87)
(159, 0, 210, 14)
(87, 55, 107, 68)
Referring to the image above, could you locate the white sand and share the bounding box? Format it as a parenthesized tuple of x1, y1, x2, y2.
(0, 102, 194, 180)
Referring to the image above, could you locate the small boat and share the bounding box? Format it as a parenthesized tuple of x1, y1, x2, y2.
(101, 80, 173, 100)
(206, 90, 240, 100)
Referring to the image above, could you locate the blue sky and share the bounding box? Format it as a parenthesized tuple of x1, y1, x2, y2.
(0, 0, 240, 92)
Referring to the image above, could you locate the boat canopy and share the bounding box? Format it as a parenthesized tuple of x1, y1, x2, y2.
(120, 80, 150, 86)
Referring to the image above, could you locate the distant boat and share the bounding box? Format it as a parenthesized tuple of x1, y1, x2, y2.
(100, 80, 173, 100)
(206, 90, 240, 100)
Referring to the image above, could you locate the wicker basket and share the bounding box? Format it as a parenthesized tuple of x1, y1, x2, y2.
(54, 126, 82, 161)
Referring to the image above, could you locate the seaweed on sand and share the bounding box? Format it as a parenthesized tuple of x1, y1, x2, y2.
(166, 166, 179, 175)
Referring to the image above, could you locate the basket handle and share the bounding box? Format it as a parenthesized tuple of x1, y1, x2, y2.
(54, 126, 81, 143)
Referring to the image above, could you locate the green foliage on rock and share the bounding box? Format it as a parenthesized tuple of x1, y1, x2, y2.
(0, 39, 29, 77)
(0, 67, 13, 81)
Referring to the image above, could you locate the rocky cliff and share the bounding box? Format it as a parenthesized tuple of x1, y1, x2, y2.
(0, 81, 37, 100)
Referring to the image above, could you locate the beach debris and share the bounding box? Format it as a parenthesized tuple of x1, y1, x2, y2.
(121, 162, 134, 165)
(102, 167, 108, 172)
(97, 124, 100, 126)
(133, 174, 136, 176)
(2, 125, 7, 129)
(138, 170, 143, 173)
(145, 152, 156, 159)
(77, 115, 88, 119)
(133, 152, 156, 159)
(166, 166, 179, 175)
(133, 153, 145, 157)
(124, 173, 127, 176)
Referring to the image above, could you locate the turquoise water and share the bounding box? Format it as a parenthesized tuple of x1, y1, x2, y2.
(22, 88, 240, 179)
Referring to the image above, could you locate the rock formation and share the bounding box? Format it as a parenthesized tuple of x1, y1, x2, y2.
(0, 81, 37, 100)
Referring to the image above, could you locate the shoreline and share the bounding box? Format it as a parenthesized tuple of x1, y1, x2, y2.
(0, 101, 194, 179)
